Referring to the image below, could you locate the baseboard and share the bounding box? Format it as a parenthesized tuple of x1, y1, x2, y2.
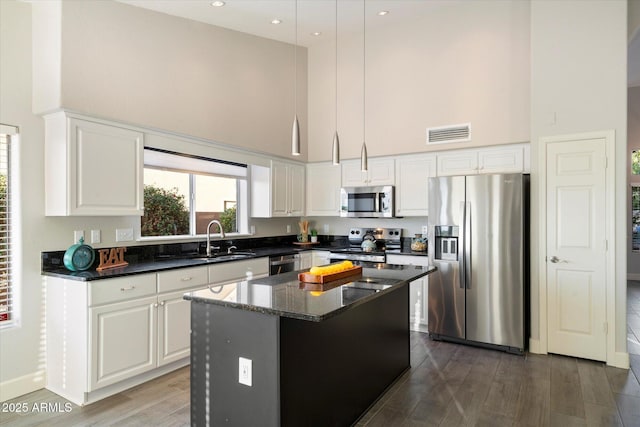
(528, 338, 546, 354)
(608, 351, 630, 369)
(628, 273, 640, 281)
(0, 370, 46, 402)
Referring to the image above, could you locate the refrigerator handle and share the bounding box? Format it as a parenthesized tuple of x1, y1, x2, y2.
(459, 202, 466, 289)
(465, 202, 472, 289)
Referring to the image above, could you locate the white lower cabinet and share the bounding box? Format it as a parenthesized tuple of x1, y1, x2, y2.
(90, 296, 158, 391)
(208, 257, 269, 284)
(157, 290, 193, 366)
(386, 254, 429, 332)
(299, 252, 312, 270)
(311, 250, 331, 266)
(46, 266, 209, 405)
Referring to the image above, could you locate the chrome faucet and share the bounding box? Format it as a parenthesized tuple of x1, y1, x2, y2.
(206, 220, 225, 257)
(227, 245, 237, 254)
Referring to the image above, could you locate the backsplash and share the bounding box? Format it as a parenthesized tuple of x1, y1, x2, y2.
(42, 234, 349, 272)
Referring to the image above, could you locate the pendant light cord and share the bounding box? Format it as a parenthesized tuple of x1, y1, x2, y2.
(294, 0, 298, 116)
(335, 0, 338, 133)
(362, 0, 366, 144)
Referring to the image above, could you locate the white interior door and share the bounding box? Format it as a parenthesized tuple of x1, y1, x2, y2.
(546, 137, 607, 361)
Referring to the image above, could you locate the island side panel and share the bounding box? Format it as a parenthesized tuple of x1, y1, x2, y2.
(279, 284, 410, 427)
(190, 302, 280, 427)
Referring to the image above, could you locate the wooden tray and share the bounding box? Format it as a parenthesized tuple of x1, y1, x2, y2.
(298, 265, 362, 284)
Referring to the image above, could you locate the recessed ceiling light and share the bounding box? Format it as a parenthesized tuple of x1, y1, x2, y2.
(210, 1, 225, 7)
(378, 10, 389, 16)
(271, 19, 282, 25)
(311, 32, 322, 36)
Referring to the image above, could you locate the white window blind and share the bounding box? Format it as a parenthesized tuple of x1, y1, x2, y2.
(0, 133, 11, 323)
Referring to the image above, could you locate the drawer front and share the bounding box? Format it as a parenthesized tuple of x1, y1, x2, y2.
(89, 274, 156, 306)
(386, 254, 429, 267)
(157, 266, 209, 293)
(208, 258, 269, 284)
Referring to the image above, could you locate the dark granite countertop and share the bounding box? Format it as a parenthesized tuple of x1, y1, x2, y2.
(41, 244, 343, 281)
(184, 265, 437, 322)
(40, 235, 427, 282)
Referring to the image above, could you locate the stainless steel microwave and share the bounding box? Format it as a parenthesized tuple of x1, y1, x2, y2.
(340, 186, 395, 218)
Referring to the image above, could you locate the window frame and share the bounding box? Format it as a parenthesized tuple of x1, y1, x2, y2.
(140, 148, 249, 241)
(0, 124, 18, 329)
(632, 185, 640, 253)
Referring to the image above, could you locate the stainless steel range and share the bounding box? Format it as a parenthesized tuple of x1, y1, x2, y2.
(329, 228, 402, 263)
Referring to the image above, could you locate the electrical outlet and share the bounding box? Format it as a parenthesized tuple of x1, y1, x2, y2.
(323, 224, 329, 234)
(286, 224, 291, 233)
(250, 225, 256, 235)
(91, 229, 101, 244)
(74, 230, 85, 243)
(422, 225, 428, 235)
(116, 228, 134, 242)
(239, 357, 252, 386)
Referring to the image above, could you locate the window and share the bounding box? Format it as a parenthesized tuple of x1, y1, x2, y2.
(633, 186, 640, 252)
(633, 150, 640, 175)
(141, 148, 248, 237)
(0, 132, 13, 324)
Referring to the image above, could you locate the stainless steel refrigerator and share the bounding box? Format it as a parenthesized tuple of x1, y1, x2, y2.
(427, 173, 529, 353)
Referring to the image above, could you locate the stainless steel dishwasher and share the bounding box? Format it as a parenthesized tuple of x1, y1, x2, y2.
(269, 254, 300, 275)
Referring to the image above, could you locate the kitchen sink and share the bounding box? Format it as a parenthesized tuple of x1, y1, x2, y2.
(193, 252, 256, 262)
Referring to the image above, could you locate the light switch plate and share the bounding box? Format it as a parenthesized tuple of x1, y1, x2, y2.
(422, 225, 428, 235)
(91, 229, 101, 244)
(239, 357, 252, 386)
(116, 228, 134, 242)
(74, 230, 84, 243)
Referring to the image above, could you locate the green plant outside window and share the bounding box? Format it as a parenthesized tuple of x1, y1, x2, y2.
(633, 150, 640, 175)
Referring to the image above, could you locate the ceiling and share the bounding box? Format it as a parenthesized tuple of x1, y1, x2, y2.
(116, 0, 442, 47)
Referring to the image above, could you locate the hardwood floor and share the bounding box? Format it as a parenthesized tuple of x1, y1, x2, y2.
(2, 281, 640, 427)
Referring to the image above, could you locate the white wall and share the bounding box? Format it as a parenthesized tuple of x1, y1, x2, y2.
(530, 0, 628, 363)
(0, 1, 307, 399)
(307, 0, 530, 162)
(629, 86, 640, 278)
(33, 0, 308, 162)
(0, 0, 48, 399)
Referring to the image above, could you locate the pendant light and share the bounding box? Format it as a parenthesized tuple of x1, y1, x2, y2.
(331, 0, 340, 165)
(360, 0, 368, 171)
(291, 0, 301, 156)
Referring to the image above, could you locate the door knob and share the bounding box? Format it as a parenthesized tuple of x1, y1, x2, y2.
(549, 256, 561, 263)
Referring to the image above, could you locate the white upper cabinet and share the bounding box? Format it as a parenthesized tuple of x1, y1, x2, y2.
(44, 112, 144, 216)
(251, 161, 305, 217)
(395, 154, 436, 217)
(306, 162, 341, 216)
(341, 158, 395, 187)
(477, 144, 527, 173)
(436, 144, 529, 176)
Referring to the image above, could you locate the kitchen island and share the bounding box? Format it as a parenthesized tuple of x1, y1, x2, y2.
(184, 264, 437, 427)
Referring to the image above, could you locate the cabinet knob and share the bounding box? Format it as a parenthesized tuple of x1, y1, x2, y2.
(159, 301, 165, 306)
(153, 303, 158, 307)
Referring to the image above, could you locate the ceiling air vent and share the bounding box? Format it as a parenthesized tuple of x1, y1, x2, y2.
(427, 123, 471, 144)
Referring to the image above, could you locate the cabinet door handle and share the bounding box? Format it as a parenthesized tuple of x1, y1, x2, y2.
(181, 276, 193, 282)
(120, 285, 136, 292)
